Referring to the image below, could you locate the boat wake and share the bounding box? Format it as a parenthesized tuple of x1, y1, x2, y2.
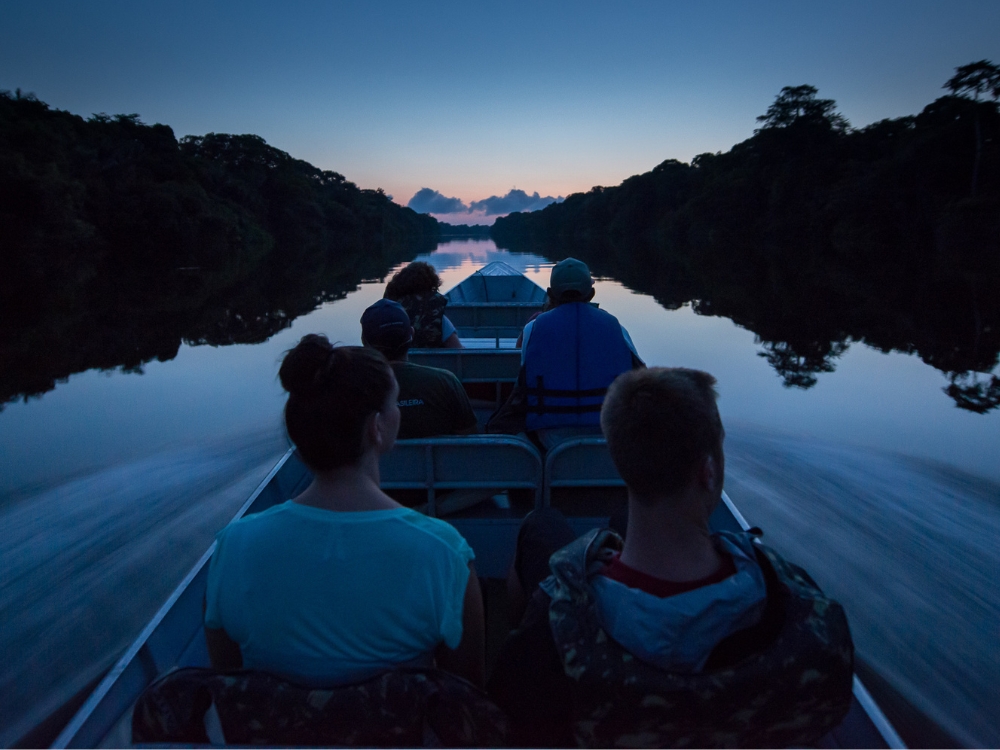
(724, 423, 1000, 748)
(3, 421, 997, 747)
(0, 429, 288, 747)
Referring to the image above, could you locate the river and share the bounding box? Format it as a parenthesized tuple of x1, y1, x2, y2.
(1, 240, 998, 746)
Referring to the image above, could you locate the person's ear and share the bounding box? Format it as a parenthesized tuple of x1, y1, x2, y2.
(364, 411, 381, 450)
(699, 454, 718, 491)
(584, 288, 596, 302)
(376, 408, 394, 450)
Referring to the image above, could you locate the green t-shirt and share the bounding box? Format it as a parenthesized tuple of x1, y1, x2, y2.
(392, 361, 478, 439)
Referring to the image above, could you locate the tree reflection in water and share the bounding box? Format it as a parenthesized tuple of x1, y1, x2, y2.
(493, 68, 1000, 413)
(945, 372, 1000, 414)
(0, 90, 438, 409)
(757, 339, 851, 390)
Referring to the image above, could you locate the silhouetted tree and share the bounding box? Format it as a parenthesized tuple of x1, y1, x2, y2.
(944, 60, 1000, 195)
(493, 77, 1000, 411)
(0, 90, 440, 407)
(945, 60, 1000, 102)
(754, 85, 849, 133)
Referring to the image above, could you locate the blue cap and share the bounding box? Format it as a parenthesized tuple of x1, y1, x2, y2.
(361, 299, 413, 348)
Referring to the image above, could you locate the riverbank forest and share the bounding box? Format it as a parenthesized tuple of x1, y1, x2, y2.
(0, 91, 440, 407)
(493, 63, 1000, 413)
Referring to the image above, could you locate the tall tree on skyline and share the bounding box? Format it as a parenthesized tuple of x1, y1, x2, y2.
(754, 85, 849, 133)
(943, 59, 1000, 196)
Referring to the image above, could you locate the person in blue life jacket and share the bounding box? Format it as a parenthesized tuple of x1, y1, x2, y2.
(487, 367, 854, 748)
(489, 257, 643, 446)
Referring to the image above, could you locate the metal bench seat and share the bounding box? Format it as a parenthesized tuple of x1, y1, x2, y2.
(380, 435, 542, 513)
(407, 348, 522, 382)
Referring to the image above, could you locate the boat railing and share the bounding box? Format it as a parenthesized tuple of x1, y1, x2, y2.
(541, 437, 748, 537)
(542, 436, 624, 506)
(447, 301, 541, 344)
(445, 303, 543, 336)
(407, 348, 521, 382)
(380, 435, 543, 515)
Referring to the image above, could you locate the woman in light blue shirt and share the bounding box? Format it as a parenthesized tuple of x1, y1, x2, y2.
(204, 335, 484, 687)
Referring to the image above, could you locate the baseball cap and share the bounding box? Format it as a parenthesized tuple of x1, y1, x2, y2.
(549, 257, 594, 299)
(361, 299, 413, 348)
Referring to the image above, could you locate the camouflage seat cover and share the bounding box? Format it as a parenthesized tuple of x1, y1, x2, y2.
(546, 528, 854, 748)
(398, 292, 448, 347)
(132, 667, 508, 747)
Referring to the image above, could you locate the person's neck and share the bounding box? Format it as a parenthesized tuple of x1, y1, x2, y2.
(293, 451, 400, 512)
(619, 488, 723, 582)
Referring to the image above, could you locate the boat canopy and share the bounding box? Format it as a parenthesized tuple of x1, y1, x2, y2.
(444, 261, 547, 305)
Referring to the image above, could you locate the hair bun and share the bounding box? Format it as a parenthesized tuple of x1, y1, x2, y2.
(279, 334, 335, 396)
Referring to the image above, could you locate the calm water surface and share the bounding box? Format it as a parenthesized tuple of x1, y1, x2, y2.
(1, 240, 998, 745)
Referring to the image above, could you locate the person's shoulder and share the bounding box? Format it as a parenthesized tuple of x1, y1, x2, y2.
(396, 360, 449, 377)
(219, 500, 293, 536)
(392, 508, 474, 560)
(213, 501, 299, 561)
(588, 303, 621, 324)
(398, 361, 463, 387)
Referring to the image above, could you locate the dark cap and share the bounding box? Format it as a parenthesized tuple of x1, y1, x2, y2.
(361, 299, 413, 349)
(549, 257, 594, 300)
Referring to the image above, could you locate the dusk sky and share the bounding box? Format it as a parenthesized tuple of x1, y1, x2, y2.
(3, 1, 999, 220)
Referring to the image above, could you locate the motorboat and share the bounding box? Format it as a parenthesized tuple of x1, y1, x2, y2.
(52, 262, 905, 748)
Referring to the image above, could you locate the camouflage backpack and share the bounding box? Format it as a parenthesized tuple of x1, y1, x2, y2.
(398, 291, 448, 347)
(546, 528, 854, 748)
(132, 667, 509, 747)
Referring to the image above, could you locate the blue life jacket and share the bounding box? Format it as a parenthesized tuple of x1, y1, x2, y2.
(523, 303, 634, 430)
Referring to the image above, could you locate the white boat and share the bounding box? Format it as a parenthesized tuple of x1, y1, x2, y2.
(51, 262, 906, 748)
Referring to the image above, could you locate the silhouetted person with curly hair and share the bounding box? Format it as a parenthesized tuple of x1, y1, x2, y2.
(384, 261, 463, 348)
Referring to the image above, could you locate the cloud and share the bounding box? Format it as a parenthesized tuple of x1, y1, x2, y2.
(407, 188, 468, 214)
(469, 189, 563, 215)
(407, 187, 564, 222)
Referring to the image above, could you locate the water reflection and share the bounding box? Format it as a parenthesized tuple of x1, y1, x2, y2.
(6, 227, 997, 418)
(0, 236, 434, 410)
(1, 240, 999, 747)
(756, 339, 851, 390)
(493, 235, 1000, 414)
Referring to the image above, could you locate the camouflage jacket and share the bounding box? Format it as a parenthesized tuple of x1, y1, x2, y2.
(132, 667, 509, 747)
(546, 528, 854, 748)
(398, 291, 448, 347)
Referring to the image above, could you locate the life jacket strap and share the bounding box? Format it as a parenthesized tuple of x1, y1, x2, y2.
(526, 375, 607, 414)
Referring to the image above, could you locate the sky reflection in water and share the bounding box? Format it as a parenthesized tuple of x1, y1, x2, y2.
(1, 239, 997, 498)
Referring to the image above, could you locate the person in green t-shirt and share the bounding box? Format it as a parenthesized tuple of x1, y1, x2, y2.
(361, 299, 477, 439)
